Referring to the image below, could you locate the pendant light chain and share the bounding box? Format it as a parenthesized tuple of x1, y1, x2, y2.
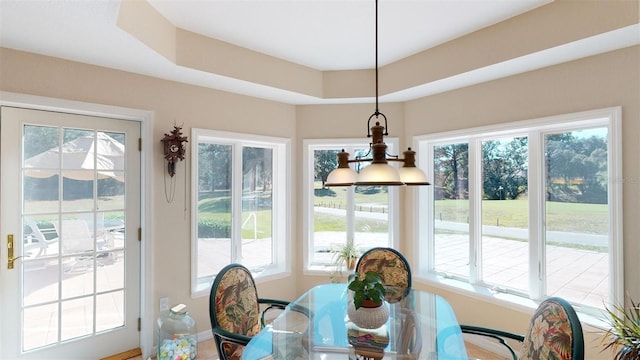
(375, 0, 379, 116)
(324, 0, 430, 187)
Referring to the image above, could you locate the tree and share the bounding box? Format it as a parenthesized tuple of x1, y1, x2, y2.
(23, 125, 59, 159)
(243, 147, 272, 192)
(198, 143, 231, 192)
(314, 150, 338, 188)
(434, 143, 468, 199)
(482, 137, 528, 200)
(545, 133, 607, 204)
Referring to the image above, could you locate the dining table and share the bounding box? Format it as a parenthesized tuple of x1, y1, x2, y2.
(241, 283, 470, 360)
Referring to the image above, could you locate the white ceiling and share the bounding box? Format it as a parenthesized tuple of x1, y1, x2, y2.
(1, 0, 638, 104)
(146, 0, 547, 71)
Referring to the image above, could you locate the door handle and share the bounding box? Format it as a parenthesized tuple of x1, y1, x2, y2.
(7, 234, 22, 269)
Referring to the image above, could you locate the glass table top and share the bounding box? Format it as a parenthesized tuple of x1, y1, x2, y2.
(242, 283, 469, 360)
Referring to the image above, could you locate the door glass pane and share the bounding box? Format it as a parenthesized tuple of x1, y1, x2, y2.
(242, 146, 273, 269)
(196, 143, 232, 285)
(102, 211, 125, 250)
(480, 136, 529, 293)
(61, 297, 93, 341)
(21, 125, 128, 351)
(23, 257, 60, 306)
(98, 172, 125, 210)
(433, 143, 470, 278)
(544, 128, 609, 307)
(23, 125, 60, 169)
(96, 291, 124, 332)
(23, 303, 59, 350)
(97, 250, 124, 292)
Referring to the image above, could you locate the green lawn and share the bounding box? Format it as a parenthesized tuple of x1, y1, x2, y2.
(435, 199, 608, 234)
(313, 213, 389, 233)
(313, 183, 389, 212)
(312, 182, 608, 234)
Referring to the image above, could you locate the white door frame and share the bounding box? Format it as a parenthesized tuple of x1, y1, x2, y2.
(0, 92, 155, 358)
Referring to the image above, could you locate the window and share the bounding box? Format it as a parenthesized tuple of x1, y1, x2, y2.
(303, 139, 399, 273)
(416, 108, 623, 317)
(191, 129, 290, 296)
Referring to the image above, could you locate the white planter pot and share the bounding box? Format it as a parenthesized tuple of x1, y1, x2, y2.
(347, 301, 389, 329)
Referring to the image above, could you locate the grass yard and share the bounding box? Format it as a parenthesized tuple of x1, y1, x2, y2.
(194, 186, 607, 238)
(313, 183, 389, 211)
(435, 199, 608, 234)
(313, 212, 389, 233)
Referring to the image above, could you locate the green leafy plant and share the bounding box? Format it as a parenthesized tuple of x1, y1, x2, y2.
(331, 242, 360, 271)
(348, 271, 386, 310)
(601, 298, 640, 360)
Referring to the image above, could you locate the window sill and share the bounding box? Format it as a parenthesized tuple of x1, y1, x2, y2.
(415, 273, 609, 330)
(191, 267, 290, 299)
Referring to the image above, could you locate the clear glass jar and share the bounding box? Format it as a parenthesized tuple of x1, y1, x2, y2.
(157, 304, 197, 360)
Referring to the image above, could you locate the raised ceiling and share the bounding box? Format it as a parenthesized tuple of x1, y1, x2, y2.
(1, 0, 638, 104)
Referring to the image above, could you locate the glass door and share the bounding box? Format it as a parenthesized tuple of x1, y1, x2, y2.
(1, 106, 141, 359)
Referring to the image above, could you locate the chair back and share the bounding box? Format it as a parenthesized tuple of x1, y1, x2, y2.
(57, 219, 94, 254)
(24, 217, 58, 257)
(355, 247, 411, 303)
(209, 263, 262, 360)
(518, 297, 584, 360)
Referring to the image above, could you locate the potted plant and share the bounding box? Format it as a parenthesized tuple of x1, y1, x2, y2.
(347, 271, 388, 329)
(329, 242, 361, 282)
(601, 298, 640, 359)
(348, 270, 386, 309)
(331, 242, 360, 271)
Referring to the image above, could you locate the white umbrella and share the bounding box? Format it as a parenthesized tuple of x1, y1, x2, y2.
(24, 132, 125, 182)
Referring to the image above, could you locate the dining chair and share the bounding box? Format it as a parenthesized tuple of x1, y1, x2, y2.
(461, 297, 584, 360)
(355, 247, 412, 303)
(209, 263, 305, 360)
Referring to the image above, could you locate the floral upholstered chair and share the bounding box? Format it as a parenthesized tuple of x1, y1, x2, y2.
(209, 263, 291, 360)
(460, 297, 584, 360)
(355, 247, 411, 303)
(518, 297, 584, 360)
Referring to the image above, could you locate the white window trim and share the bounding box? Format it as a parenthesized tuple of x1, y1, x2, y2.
(414, 107, 623, 325)
(303, 138, 400, 274)
(190, 128, 291, 297)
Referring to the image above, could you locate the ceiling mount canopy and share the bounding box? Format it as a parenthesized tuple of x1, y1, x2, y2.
(325, 0, 430, 187)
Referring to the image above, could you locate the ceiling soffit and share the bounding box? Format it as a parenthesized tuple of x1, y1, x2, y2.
(117, 0, 640, 104)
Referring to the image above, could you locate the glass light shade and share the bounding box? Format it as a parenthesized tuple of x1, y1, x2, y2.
(398, 166, 430, 185)
(326, 167, 358, 186)
(355, 163, 404, 186)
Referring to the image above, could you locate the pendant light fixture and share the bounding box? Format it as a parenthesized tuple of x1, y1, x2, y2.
(325, 0, 429, 187)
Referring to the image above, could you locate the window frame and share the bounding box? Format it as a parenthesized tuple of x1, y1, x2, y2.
(415, 107, 623, 321)
(190, 128, 291, 297)
(303, 138, 401, 274)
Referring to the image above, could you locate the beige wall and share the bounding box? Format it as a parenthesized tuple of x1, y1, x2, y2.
(403, 46, 640, 359)
(2, 18, 639, 360)
(293, 45, 640, 359)
(0, 48, 299, 339)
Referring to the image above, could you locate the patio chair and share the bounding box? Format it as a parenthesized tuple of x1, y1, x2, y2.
(355, 247, 412, 303)
(209, 263, 309, 360)
(23, 217, 59, 258)
(460, 297, 584, 360)
(57, 219, 114, 273)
